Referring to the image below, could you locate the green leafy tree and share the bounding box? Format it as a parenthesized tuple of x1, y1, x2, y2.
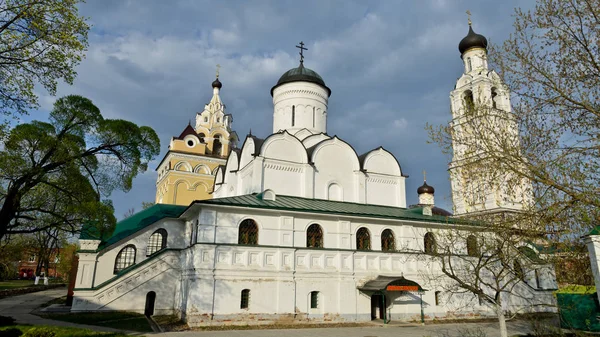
(0, 95, 160, 241)
(0, 0, 89, 124)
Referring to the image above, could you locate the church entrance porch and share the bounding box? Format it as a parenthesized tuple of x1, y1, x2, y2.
(359, 276, 427, 324)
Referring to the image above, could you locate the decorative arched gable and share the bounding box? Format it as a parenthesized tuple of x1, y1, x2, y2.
(310, 136, 360, 171)
(193, 164, 211, 175)
(260, 131, 308, 164)
(360, 147, 402, 176)
(239, 137, 257, 170)
(293, 128, 316, 141)
(225, 149, 240, 172)
(302, 133, 331, 149)
(174, 161, 193, 172)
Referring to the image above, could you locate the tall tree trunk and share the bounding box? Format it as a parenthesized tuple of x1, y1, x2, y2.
(497, 303, 508, 337)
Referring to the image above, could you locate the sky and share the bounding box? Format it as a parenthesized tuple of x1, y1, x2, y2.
(34, 0, 534, 219)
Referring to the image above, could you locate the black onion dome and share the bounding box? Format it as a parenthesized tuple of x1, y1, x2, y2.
(458, 26, 488, 54)
(212, 78, 222, 89)
(271, 63, 331, 97)
(417, 181, 435, 194)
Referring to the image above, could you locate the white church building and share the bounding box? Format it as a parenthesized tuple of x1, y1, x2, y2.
(72, 24, 557, 326)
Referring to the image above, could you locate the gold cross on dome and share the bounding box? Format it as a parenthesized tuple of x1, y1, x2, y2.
(466, 10, 472, 26)
(422, 170, 427, 181)
(216, 64, 221, 78)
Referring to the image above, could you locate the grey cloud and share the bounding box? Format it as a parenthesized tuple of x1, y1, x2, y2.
(40, 0, 536, 217)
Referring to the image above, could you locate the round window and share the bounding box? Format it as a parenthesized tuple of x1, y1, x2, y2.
(187, 140, 194, 147)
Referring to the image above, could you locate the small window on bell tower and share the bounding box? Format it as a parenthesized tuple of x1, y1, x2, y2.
(491, 88, 498, 109)
(467, 58, 472, 72)
(292, 105, 295, 127)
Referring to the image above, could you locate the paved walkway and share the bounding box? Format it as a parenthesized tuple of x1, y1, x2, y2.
(153, 320, 532, 337)
(0, 288, 132, 333)
(0, 289, 540, 337)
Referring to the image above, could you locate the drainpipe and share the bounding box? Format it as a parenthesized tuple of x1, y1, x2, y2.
(210, 246, 217, 320)
(420, 292, 424, 325)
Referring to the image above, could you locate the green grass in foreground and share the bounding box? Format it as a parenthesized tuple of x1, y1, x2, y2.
(0, 280, 37, 290)
(40, 312, 152, 332)
(0, 325, 133, 337)
(555, 285, 597, 294)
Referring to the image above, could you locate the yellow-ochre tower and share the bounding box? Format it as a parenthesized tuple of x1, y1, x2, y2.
(155, 71, 238, 205)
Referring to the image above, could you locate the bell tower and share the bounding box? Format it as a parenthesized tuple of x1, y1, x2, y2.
(155, 68, 238, 205)
(448, 19, 532, 216)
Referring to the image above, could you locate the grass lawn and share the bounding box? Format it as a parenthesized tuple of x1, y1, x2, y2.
(0, 325, 134, 337)
(0, 280, 37, 290)
(555, 285, 596, 294)
(40, 312, 152, 332)
(0, 279, 65, 290)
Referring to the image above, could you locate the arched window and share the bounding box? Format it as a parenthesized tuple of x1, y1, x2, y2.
(307, 224, 323, 248)
(381, 229, 395, 252)
(204, 117, 208, 122)
(312, 107, 316, 128)
(310, 291, 319, 309)
(424, 232, 437, 254)
(435, 291, 441, 306)
(238, 219, 258, 245)
(213, 134, 222, 156)
(466, 235, 478, 257)
(514, 260, 525, 281)
(114, 245, 136, 274)
(147, 229, 167, 256)
(491, 87, 498, 109)
(356, 227, 371, 251)
(292, 105, 295, 127)
(464, 90, 474, 111)
(198, 133, 205, 143)
(535, 269, 541, 289)
(467, 57, 472, 72)
(240, 289, 250, 309)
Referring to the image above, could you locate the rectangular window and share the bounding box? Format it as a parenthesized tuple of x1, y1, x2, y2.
(312, 107, 315, 128)
(241, 289, 250, 309)
(435, 291, 441, 306)
(310, 291, 319, 309)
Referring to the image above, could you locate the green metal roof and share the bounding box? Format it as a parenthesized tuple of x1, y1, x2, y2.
(197, 193, 458, 224)
(80, 203, 187, 251)
(590, 226, 600, 236)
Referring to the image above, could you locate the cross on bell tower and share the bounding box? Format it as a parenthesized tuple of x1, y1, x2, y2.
(296, 41, 307, 64)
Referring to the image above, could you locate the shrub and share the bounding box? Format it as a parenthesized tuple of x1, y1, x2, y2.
(0, 315, 16, 327)
(22, 327, 56, 337)
(0, 328, 23, 337)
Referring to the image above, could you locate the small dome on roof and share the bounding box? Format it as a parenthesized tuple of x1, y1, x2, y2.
(417, 181, 435, 195)
(212, 78, 222, 89)
(271, 63, 331, 97)
(459, 25, 488, 54)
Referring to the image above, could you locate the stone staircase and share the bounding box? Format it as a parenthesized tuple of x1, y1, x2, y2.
(72, 250, 181, 312)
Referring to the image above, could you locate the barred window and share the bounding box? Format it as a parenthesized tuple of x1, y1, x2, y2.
(310, 291, 319, 309)
(114, 245, 136, 274)
(514, 260, 525, 281)
(381, 229, 395, 252)
(240, 289, 250, 309)
(356, 227, 371, 251)
(147, 229, 167, 256)
(467, 235, 478, 257)
(307, 224, 323, 248)
(238, 219, 258, 245)
(424, 232, 437, 254)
